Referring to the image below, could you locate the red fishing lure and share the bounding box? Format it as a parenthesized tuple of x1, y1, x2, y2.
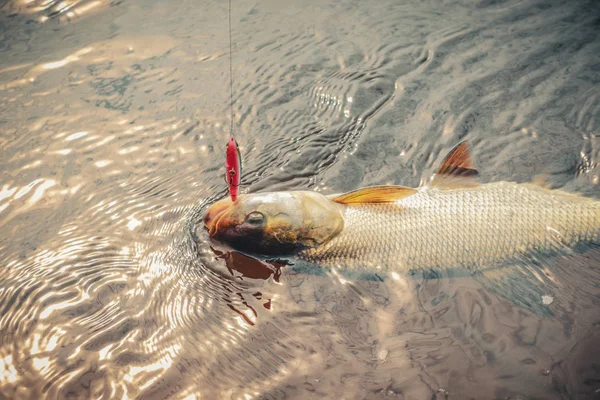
(225, 137, 242, 201)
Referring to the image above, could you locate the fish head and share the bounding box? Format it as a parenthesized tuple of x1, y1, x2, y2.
(203, 191, 344, 255)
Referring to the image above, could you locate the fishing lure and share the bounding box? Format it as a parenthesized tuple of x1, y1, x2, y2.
(225, 137, 242, 201)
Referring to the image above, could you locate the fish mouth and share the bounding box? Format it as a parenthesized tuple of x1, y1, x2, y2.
(203, 197, 234, 236)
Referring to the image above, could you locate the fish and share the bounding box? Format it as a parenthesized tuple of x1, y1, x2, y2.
(225, 137, 242, 201)
(203, 141, 600, 315)
(204, 141, 600, 274)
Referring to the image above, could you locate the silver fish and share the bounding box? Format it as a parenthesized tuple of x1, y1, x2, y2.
(204, 142, 600, 273)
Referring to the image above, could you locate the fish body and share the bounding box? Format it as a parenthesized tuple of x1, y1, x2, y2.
(204, 142, 600, 273)
(299, 182, 600, 271)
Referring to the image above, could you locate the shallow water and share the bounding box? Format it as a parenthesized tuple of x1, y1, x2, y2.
(1, 0, 600, 398)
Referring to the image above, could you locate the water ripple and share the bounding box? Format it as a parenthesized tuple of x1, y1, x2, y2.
(1, 0, 600, 397)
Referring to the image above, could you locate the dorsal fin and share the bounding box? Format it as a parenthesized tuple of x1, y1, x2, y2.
(332, 185, 417, 204)
(430, 141, 479, 188)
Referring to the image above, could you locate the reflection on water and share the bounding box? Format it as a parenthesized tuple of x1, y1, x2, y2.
(1, 0, 106, 23)
(1, 0, 600, 397)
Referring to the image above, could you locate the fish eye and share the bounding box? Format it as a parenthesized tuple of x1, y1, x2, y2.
(245, 211, 265, 225)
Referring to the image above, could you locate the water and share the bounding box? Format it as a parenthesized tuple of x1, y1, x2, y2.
(1, 0, 600, 398)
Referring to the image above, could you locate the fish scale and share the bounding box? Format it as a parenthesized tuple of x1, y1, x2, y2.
(297, 181, 600, 271)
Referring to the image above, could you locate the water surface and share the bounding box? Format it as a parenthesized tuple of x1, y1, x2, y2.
(1, 0, 600, 398)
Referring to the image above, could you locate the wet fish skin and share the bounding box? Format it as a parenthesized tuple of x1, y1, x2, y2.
(297, 182, 600, 271)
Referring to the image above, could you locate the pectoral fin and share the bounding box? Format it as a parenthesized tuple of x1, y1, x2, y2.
(332, 185, 417, 204)
(430, 141, 479, 188)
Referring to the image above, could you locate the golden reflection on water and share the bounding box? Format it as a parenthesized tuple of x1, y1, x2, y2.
(0, 3, 281, 396)
(8, 0, 106, 22)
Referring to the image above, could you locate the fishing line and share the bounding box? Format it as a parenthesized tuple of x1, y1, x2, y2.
(228, 0, 234, 137)
(224, 0, 242, 202)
